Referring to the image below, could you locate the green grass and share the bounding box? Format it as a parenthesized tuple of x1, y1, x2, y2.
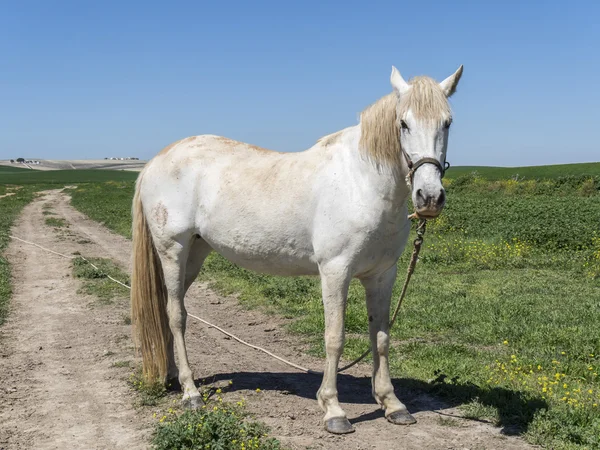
(72, 256, 130, 304)
(152, 404, 282, 450)
(70, 181, 137, 237)
(112, 360, 131, 368)
(45, 217, 67, 228)
(68, 172, 600, 449)
(0, 165, 33, 174)
(129, 367, 283, 448)
(447, 162, 600, 180)
(0, 169, 139, 185)
(0, 186, 39, 325)
(128, 368, 168, 407)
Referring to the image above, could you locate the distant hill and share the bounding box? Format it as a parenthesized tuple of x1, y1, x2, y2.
(0, 159, 146, 172)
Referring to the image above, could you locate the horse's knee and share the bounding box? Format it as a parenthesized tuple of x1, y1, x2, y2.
(324, 332, 344, 354)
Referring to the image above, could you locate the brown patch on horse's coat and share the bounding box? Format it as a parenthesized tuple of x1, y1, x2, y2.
(158, 140, 183, 156)
(152, 202, 168, 230)
(215, 136, 236, 145)
(317, 129, 344, 147)
(246, 143, 272, 153)
(214, 136, 274, 153)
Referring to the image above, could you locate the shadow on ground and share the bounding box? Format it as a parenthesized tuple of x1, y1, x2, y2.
(199, 370, 546, 437)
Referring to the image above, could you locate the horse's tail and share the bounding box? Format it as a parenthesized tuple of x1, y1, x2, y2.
(131, 171, 171, 383)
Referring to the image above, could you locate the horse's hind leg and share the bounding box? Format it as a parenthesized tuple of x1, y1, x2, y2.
(361, 265, 416, 425)
(184, 236, 212, 293)
(155, 234, 208, 408)
(166, 236, 212, 383)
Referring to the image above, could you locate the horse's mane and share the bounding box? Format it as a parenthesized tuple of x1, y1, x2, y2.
(359, 76, 451, 167)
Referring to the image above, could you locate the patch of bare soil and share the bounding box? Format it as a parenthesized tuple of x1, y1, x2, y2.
(1, 189, 534, 450)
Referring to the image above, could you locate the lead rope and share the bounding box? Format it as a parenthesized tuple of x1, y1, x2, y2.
(337, 216, 426, 372)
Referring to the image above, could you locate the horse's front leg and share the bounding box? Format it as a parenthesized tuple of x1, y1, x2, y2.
(317, 262, 354, 434)
(361, 265, 416, 425)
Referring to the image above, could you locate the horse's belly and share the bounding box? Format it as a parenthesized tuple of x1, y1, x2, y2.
(201, 232, 320, 276)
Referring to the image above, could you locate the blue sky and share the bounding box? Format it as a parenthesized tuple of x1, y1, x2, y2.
(1, 0, 598, 166)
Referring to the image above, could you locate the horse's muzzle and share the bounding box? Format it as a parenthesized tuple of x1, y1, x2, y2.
(414, 188, 446, 218)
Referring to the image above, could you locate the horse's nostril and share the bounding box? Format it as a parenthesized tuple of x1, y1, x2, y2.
(416, 189, 425, 201)
(438, 190, 446, 204)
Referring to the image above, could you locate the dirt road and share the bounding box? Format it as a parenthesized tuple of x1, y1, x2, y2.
(0, 189, 533, 449)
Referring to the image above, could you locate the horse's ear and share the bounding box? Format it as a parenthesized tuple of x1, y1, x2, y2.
(439, 65, 464, 97)
(390, 66, 410, 96)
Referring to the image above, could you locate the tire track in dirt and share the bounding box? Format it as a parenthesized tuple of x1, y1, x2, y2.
(2, 189, 534, 450)
(0, 189, 149, 449)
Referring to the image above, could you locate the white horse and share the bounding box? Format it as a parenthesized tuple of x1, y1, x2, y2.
(131, 65, 463, 434)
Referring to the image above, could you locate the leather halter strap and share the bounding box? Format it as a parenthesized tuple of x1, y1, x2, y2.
(403, 150, 450, 185)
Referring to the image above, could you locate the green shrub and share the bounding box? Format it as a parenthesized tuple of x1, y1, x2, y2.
(152, 405, 282, 450)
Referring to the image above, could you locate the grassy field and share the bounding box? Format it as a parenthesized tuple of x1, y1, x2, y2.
(0, 169, 139, 185)
(0, 185, 39, 325)
(1, 163, 599, 448)
(67, 165, 600, 449)
(447, 162, 600, 180)
(0, 169, 141, 324)
(0, 165, 33, 174)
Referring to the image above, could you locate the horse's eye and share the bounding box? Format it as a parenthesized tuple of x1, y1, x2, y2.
(444, 118, 453, 128)
(400, 120, 409, 130)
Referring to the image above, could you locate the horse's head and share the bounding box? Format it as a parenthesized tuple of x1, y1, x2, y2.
(390, 65, 463, 218)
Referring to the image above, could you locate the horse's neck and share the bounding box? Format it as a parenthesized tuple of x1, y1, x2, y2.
(341, 126, 411, 206)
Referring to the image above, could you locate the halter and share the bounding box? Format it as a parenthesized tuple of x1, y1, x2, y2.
(402, 148, 450, 186)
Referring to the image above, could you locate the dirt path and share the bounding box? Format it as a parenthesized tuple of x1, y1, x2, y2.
(1, 189, 534, 450)
(0, 189, 149, 449)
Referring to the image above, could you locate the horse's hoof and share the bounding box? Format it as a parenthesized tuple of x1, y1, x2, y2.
(325, 417, 355, 434)
(182, 395, 203, 409)
(386, 409, 417, 425)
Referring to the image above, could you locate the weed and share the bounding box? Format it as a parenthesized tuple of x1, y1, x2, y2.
(436, 416, 463, 427)
(152, 400, 282, 450)
(460, 398, 500, 425)
(129, 369, 167, 407)
(45, 217, 67, 228)
(72, 256, 129, 303)
(112, 360, 131, 368)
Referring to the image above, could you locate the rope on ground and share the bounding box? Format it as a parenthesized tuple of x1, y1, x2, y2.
(9, 235, 132, 290)
(186, 312, 318, 374)
(9, 219, 427, 376)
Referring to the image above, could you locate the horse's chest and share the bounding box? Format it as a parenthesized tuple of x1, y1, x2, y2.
(352, 214, 410, 273)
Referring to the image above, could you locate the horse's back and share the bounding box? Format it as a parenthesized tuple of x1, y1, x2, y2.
(140, 134, 331, 275)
